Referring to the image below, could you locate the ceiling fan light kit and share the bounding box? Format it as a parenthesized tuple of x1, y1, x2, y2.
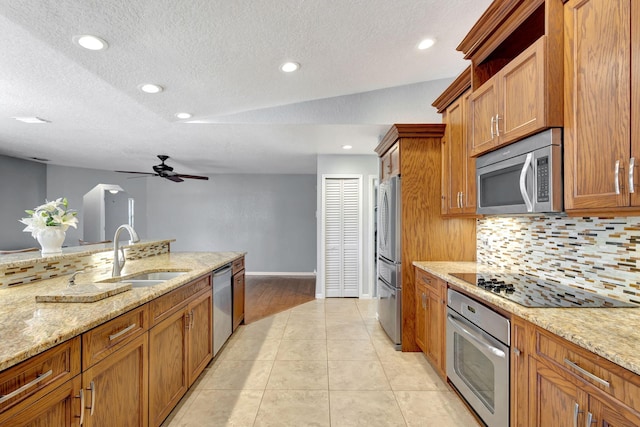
(115, 155, 209, 183)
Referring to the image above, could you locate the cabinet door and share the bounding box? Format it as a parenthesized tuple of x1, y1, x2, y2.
(426, 288, 444, 377)
(564, 0, 631, 210)
(2, 376, 81, 427)
(414, 282, 427, 353)
(511, 317, 529, 427)
(149, 309, 188, 427)
(499, 36, 546, 144)
(470, 78, 499, 156)
(443, 95, 466, 215)
(82, 334, 148, 427)
(389, 143, 400, 177)
(187, 291, 213, 386)
(589, 393, 640, 427)
(233, 271, 245, 331)
(380, 152, 391, 181)
(461, 90, 477, 214)
(529, 357, 584, 427)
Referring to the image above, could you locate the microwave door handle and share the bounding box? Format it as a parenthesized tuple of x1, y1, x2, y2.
(519, 153, 534, 212)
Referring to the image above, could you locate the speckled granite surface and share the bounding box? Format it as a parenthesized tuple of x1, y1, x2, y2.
(0, 251, 244, 372)
(413, 261, 640, 377)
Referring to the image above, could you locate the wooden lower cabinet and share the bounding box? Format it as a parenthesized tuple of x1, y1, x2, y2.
(82, 333, 148, 427)
(149, 288, 213, 427)
(187, 290, 213, 385)
(149, 307, 189, 427)
(232, 269, 245, 331)
(414, 268, 446, 378)
(2, 375, 82, 427)
(515, 319, 640, 427)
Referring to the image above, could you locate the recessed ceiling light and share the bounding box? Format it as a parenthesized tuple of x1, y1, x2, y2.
(139, 83, 164, 94)
(12, 117, 50, 124)
(73, 35, 108, 51)
(280, 62, 300, 73)
(175, 112, 192, 119)
(418, 38, 436, 50)
(342, 145, 353, 150)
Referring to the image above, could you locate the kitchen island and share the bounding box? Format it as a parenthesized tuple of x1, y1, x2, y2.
(0, 241, 245, 426)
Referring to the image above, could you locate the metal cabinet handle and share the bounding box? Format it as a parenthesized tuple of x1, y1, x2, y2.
(630, 157, 636, 194)
(495, 114, 501, 136)
(185, 313, 191, 330)
(564, 358, 610, 388)
(615, 160, 621, 194)
(87, 381, 96, 416)
(76, 388, 85, 426)
(586, 412, 594, 426)
(109, 323, 136, 341)
(0, 369, 53, 403)
(513, 348, 521, 356)
(573, 402, 579, 427)
(190, 309, 195, 329)
(490, 116, 495, 139)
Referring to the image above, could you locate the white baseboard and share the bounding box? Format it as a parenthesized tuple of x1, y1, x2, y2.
(316, 293, 325, 299)
(245, 271, 317, 277)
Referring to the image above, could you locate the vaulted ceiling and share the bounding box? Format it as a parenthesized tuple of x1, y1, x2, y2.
(0, 0, 492, 174)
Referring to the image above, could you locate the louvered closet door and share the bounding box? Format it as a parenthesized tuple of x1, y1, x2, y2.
(324, 177, 361, 298)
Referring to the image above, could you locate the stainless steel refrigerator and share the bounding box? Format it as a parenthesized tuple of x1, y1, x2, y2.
(377, 175, 402, 349)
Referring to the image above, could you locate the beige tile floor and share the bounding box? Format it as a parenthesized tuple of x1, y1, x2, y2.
(162, 299, 481, 427)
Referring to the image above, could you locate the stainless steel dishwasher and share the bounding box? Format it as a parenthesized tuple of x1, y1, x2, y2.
(213, 264, 233, 356)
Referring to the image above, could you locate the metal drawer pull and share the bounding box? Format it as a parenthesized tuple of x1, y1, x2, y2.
(564, 358, 610, 388)
(109, 323, 136, 341)
(573, 402, 579, 427)
(513, 348, 521, 356)
(495, 114, 501, 136)
(190, 309, 195, 329)
(76, 388, 85, 426)
(615, 160, 621, 194)
(490, 116, 495, 139)
(0, 369, 53, 403)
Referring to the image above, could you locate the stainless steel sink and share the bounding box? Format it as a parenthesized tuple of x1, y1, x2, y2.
(125, 271, 188, 281)
(100, 270, 190, 287)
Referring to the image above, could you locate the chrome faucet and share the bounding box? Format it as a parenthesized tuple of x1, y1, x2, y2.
(111, 224, 140, 277)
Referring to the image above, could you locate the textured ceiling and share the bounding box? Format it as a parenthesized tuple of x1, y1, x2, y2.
(0, 0, 492, 175)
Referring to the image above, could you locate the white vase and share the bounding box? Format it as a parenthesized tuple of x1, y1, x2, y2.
(36, 227, 66, 255)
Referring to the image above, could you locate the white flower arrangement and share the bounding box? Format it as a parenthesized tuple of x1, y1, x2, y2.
(19, 198, 79, 238)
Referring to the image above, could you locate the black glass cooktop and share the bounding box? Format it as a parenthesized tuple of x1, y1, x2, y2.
(449, 273, 638, 308)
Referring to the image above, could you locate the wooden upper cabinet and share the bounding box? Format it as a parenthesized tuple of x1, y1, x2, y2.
(563, 0, 637, 213)
(433, 68, 476, 216)
(380, 143, 399, 181)
(470, 36, 549, 156)
(457, 0, 563, 158)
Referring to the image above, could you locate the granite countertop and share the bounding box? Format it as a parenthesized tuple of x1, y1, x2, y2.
(0, 251, 244, 371)
(413, 261, 640, 377)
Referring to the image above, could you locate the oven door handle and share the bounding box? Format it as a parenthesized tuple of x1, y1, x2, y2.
(519, 152, 534, 212)
(447, 314, 506, 358)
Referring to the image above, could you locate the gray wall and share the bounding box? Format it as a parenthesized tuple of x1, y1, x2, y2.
(0, 155, 47, 250)
(316, 155, 379, 297)
(46, 165, 148, 247)
(145, 174, 316, 272)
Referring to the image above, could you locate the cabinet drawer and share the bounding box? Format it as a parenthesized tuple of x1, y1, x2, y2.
(415, 269, 442, 293)
(150, 274, 212, 326)
(0, 336, 80, 414)
(232, 257, 245, 275)
(82, 305, 149, 368)
(535, 327, 640, 410)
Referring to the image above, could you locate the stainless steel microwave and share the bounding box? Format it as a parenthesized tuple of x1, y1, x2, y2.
(476, 128, 563, 215)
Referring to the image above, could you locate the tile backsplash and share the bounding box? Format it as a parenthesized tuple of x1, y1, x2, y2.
(477, 215, 640, 303)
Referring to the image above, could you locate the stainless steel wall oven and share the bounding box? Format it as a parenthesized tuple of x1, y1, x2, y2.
(446, 289, 510, 427)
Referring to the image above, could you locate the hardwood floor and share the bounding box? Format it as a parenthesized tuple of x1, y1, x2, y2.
(244, 275, 316, 323)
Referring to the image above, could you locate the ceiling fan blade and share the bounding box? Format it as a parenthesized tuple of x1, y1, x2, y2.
(176, 174, 209, 180)
(164, 175, 184, 182)
(115, 170, 156, 175)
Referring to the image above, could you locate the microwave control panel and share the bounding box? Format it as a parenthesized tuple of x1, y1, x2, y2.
(536, 157, 549, 202)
